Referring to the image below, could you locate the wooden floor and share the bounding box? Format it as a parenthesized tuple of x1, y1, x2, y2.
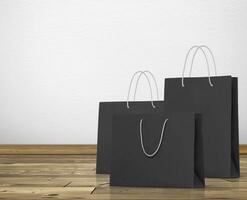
(0, 155, 247, 200)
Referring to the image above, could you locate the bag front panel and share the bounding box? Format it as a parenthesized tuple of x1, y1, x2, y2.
(110, 112, 199, 188)
(165, 76, 232, 177)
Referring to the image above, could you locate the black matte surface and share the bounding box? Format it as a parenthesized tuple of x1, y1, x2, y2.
(96, 101, 165, 174)
(165, 76, 240, 178)
(110, 112, 204, 188)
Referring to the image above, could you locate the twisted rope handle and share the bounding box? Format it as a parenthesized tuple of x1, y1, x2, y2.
(189, 45, 217, 77)
(139, 118, 168, 158)
(126, 71, 158, 109)
(133, 70, 159, 101)
(181, 45, 217, 87)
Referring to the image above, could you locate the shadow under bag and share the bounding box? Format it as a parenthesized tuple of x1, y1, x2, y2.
(165, 46, 240, 178)
(110, 112, 205, 188)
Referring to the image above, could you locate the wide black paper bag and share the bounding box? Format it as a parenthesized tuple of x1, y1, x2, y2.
(110, 112, 204, 188)
(97, 71, 163, 174)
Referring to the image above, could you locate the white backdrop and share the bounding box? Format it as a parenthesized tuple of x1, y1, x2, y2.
(0, 0, 247, 144)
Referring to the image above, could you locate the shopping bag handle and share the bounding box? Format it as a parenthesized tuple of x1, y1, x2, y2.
(189, 45, 217, 77)
(181, 45, 217, 87)
(126, 71, 159, 109)
(139, 118, 168, 158)
(133, 71, 159, 102)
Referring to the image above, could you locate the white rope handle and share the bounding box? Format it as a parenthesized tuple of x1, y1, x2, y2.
(139, 118, 168, 158)
(126, 71, 156, 109)
(181, 45, 214, 87)
(133, 70, 159, 101)
(189, 45, 217, 77)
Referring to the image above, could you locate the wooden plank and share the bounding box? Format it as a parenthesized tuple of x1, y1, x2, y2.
(0, 155, 247, 199)
(0, 145, 97, 155)
(0, 144, 246, 155)
(0, 187, 94, 200)
(0, 154, 97, 199)
(240, 145, 247, 154)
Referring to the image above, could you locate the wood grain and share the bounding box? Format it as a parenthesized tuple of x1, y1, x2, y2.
(0, 154, 247, 199)
(0, 145, 97, 154)
(0, 144, 246, 155)
(240, 145, 247, 154)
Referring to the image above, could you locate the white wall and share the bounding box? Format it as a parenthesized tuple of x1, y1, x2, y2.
(0, 0, 247, 144)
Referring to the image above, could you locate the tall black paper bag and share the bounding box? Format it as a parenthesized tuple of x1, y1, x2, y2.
(165, 76, 239, 178)
(96, 101, 164, 174)
(110, 112, 204, 188)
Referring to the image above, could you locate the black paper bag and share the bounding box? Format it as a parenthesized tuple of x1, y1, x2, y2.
(165, 76, 239, 178)
(96, 101, 165, 174)
(110, 112, 204, 188)
(97, 70, 162, 174)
